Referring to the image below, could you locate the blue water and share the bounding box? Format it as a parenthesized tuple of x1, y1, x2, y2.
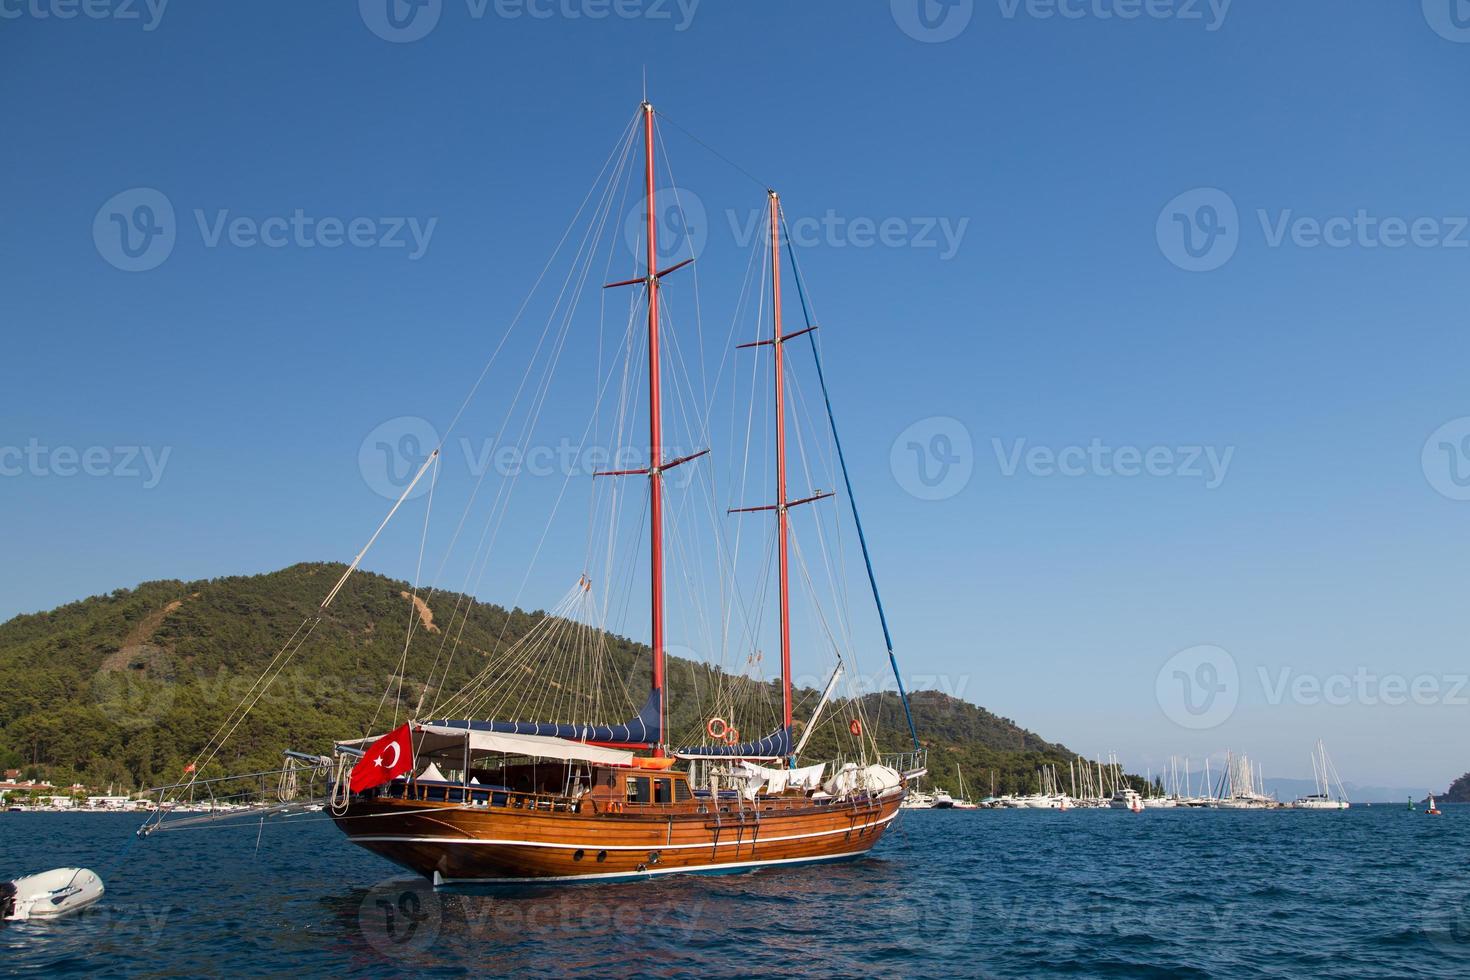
(2, 806, 1467, 977)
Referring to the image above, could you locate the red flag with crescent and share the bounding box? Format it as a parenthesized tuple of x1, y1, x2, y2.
(349, 724, 414, 793)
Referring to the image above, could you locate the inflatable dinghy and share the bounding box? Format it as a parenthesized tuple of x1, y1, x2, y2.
(1, 868, 104, 922)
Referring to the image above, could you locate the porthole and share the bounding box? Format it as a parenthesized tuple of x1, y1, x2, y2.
(573, 849, 585, 861)
(596, 850, 607, 863)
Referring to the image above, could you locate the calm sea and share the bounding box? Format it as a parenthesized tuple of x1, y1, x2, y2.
(2, 806, 1466, 977)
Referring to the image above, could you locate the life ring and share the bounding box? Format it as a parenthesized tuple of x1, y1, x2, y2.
(706, 717, 728, 740)
(849, 718, 862, 737)
(724, 728, 740, 745)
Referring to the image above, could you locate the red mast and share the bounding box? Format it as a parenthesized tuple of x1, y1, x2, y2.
(731, 193, 829, 751)
(601, 102, 702, 753)
(644, 102, 667, 756)
(770, 192, 793, 735)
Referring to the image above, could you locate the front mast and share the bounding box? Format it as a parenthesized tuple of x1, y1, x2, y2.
(644, 101, 667, 756)
(602, 101, 699, 753)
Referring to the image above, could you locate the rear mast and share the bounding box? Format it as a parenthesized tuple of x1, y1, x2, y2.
(771, 191, 793, 739)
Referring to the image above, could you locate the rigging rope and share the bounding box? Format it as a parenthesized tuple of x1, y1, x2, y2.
(782, 222, 921, 754)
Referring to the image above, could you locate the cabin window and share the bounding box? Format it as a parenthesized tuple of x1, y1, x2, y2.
(674, 779, 691, 802)
(654, 778, 671, 804)
(627, 776, 651, 804)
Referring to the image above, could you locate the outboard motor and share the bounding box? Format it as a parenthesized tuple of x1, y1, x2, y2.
(0, 881, 16, 921)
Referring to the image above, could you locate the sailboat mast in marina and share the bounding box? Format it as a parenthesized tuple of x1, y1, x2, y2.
(141, 99, 927, 883)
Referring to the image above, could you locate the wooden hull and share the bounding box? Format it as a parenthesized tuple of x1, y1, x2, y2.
(335, 793, 902, 883)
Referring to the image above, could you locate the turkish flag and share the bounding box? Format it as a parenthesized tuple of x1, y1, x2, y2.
(349, 724, 415, 793)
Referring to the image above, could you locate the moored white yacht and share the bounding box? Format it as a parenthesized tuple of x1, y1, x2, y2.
(1290, 740, 1349, 810)
(1109, 787, 1144, 812)
(901, 790, 936, 810)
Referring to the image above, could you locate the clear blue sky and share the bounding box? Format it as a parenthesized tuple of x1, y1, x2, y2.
(4, 1, 1468, 791)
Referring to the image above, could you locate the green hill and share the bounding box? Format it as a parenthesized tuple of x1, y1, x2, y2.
(0, 563, 1103, 797)
(1443, 772, 1470, 803)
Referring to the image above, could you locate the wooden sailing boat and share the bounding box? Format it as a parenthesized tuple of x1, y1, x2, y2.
(140, 100, 927, 883)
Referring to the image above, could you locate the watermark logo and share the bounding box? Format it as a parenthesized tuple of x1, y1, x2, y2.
(886, 879, 974, 953)
(359, 878, 442, 959)
(890, 417, 974, 501)
(1423, 876, 1470, 959)
(1423, 0, 1470, 43)
(360, 0, 443, 42)
(92, 670, 176, 731)
(1156, 644, 1238, 730)
(891, 0, 974, 43)
(623, 186, 708, 266)
(1424, 417, 1470, 501)
(360, 417, 440, 500)
(94, 188, 176, 273)
(1157, 188, 1239, 273)
(0, 0, 169, 30)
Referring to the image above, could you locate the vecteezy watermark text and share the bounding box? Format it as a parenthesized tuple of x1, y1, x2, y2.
(996, 0, 1232, 30)
(0, 0, 168, 30)
(359, 0, 700, 43)
(728, 208, 970, 261)
(891, 0, 1231, 43)
(620, 187, 972, 264)
(1, 439, 171, 488)
(1258, 667, 1469, 708)
(992, 437, 1234, 489)
(194, 210, 436, 258)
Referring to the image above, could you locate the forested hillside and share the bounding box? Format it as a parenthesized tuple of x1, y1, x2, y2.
(0, 563, 1098, 795)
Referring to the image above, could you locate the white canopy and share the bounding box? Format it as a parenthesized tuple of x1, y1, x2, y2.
(410, 724, 634, 766)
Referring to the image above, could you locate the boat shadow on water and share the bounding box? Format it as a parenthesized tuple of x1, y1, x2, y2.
(313, 852, 960, 974)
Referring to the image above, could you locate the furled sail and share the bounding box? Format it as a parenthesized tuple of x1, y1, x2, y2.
(674, 726, 790, 759)
(426, 689, 662, 747)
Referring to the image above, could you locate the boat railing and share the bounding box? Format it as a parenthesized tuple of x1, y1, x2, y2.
(881, 749, 928, 777)
(375, 779, 582, 812)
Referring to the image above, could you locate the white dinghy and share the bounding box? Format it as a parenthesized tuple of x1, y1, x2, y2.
(2, 868, 105, 922)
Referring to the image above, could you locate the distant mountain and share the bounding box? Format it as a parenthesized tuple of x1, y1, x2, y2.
(0, 564, 1105, 796)
(1441, 772, 1470, 803)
